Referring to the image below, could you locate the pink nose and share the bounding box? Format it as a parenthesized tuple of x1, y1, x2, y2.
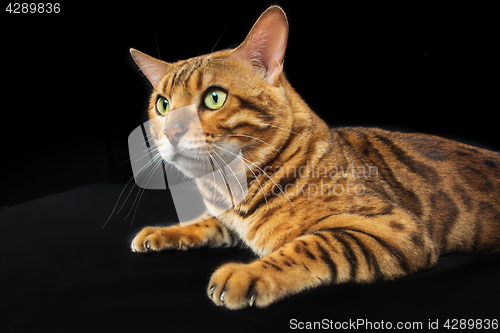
(164, 126, 187, 148)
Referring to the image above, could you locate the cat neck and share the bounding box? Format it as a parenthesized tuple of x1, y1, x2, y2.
(262, 76, 345, 175)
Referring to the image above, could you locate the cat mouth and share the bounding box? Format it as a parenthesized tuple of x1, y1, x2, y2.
(173, 145, 211, 161)
(172, 150, 207, 163)
(170, 144, 243, 176)
(156, 139, 208, 162)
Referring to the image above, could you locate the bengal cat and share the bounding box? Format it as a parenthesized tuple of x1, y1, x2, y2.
(129, 6, 500, 309)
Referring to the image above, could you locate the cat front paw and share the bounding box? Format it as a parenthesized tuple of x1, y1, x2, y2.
(131, 226, 198, 252)
(131, 226, 164, 252)
(207, 262, 281, 309)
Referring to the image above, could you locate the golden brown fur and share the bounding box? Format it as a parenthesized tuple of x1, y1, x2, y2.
(129, 6, 500, 309)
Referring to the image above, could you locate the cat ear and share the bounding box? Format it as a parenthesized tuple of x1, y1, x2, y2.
(233, 6, 288, 85)
(129, 48, 170, 87)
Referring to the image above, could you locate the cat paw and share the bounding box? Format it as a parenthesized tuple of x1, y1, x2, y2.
(207, 262, 280, 309)
(131, 226, 196, 252)
(131, 226, 164, 252)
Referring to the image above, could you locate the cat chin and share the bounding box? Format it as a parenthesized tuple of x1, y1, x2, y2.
(163, 152, 210, 179)
(158, 139, 244, 180)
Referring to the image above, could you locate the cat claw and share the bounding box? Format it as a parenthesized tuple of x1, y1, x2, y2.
(220, 291, 225, 303)
(209, 286, 215, 297)
(249, 294, 255, 307)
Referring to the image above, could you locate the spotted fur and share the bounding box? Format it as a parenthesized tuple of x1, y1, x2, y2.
(129, 6, 500, 309)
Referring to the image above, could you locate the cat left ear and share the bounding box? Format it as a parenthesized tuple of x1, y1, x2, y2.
(232, 6, 288, 85)
(130, 48, 170, 87)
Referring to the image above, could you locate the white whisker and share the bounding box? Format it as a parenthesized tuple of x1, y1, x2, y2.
(210, 147, 247, 204)
(260, 122, 299, 135)
(102, 148, 163, 229)
(134, 147, 160, 163)
(208, 150, 235, 210)
(126, 154, 165, 224)
(102, 177, 136, 229)
(213, 143, 269, 208)
(212, 143, 295, 211)
(123, 153, 163, 219)
(225, 134, 281, 154)
(118, 135, 157, 167)
(211, 26, 228, 54)
(208, 151, 231, 188)
(206, 154, 218, 210)
(130, 144, 158, 161)
(128, 133, 155, 153)
(118, 146, 159, 168)
(116, 151, 162, 216)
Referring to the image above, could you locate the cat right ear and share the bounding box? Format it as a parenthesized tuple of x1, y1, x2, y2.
(232, 6, 288, 85)
(130, 48, 170, 87)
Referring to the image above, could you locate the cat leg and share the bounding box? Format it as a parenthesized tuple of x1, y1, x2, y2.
(131, 212, 234, 252)
(207, 222, 435, 309)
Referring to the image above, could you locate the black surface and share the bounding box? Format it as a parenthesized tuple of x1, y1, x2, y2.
(1, 184, 499, 332)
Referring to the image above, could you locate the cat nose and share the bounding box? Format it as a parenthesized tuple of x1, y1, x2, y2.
(164, 125, 187, 148)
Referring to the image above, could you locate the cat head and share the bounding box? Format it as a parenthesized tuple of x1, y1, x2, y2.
(130, 6, 292, 180)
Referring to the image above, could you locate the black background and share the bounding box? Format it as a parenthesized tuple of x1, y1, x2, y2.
(1, 1, 497, 207)
(1, 2, 500, 331)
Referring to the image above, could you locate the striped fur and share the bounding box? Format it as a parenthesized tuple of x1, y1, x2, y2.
(130, 6, 500, 309)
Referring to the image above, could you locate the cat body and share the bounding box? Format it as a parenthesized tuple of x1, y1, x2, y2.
(129, 6, 500, 309)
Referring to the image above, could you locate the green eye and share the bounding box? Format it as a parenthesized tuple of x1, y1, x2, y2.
(203, 88, 227, 110)
(156, 96, 170, 115)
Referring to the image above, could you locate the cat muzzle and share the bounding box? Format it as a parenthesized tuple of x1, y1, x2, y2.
(164, 124, 187, 148)
(127, 104, 248, 226)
